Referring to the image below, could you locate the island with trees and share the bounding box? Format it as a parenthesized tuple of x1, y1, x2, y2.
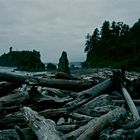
(0, 48, 45, 71)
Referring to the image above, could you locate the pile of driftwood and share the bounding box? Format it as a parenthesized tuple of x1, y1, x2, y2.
(0, 70, 140, 140)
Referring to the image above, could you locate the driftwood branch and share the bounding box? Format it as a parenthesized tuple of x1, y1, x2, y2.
(121, 83, 140, 121)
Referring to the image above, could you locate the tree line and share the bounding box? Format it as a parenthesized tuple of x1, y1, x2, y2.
(83, 19, 140, 71)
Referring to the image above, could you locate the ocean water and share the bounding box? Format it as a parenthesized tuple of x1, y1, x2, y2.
(0, 66, 46, 76)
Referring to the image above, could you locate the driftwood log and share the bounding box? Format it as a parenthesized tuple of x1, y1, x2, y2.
(22, 107, 61, 140)
(55, 72, 80, 80)
(0, 72, 94, 91)
(65, 79, 113, 111)
(121, 83, 140, 121)
(63, 118, 98, 139)
(76, 107, 127, 140)
(0, 81, 21, 97)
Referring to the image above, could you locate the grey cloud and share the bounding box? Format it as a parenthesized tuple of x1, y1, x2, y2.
(0, 0, 140, 62)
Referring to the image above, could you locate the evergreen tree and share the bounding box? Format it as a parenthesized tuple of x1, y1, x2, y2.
(84, 28, 100, 53)
(101, 21, 111, 40)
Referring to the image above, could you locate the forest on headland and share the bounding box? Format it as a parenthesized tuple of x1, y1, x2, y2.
(83, 19, 140, 71)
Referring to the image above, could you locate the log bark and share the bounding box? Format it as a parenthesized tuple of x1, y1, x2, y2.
(0, 90, 28, 107)
(113, 99, 140, 105)
(122, 119, 140, 130)
(43, 87, 67, 98)
(77, 94, 112, 116)
(0, 72, 94, 91)
(55, 72, 80, 80)
(65, 79, 113, 110)
(0, 81, 21, 97)
(22, 107, 61, 140)
(63, 118, 97, 139)
(39, 108, 69, 120)
(56, 124, 78, 133)
(15, 126, 38, 140)
(77, 78, 113, 97)
(76, 107, 127, 140)
(0, 129, 20, 140)
(28, 86, 72, 110)
(69, 112, 93, 120)
(121, 83, 140, 121)
(0, 112, 26, 129)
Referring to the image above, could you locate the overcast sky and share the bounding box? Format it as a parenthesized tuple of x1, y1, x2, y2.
(0, 0, 139, 63)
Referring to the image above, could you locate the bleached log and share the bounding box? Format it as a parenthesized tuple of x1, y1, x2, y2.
(69, 112, 93, 120)
(77, 94, 112, 116)
(0, 129, 20, 140)
(121, 84, 140, 121)
(113, 99, 140, 105)
(76, 107, 127, 140)
(56, 124, 78, 133)
(0, 72, 93, 91)
(0, 107, 69, 129)
(77, 78, 113, 97)
(63, 118, 97, 139)
(22, 107, 61, 140)
(65, 79, 113, 110)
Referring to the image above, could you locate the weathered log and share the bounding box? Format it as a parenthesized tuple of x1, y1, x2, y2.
(0, 90, 28, 107)
(42, 87, 67, 98)
(0, 128, 20, 140)
(113, 99, 140, 106)
(28, 86, 72, 110)
(0, 107, 68, 129)
(69, 112, 93, 120)
(15, 126, 38, 140)
(63, 118, 97, 139)
(122, 119, 140, 130)
(0, 81, 21, 97)
(77, 78, 113, 97)
(37, 78, 93, 91)
(76, 107, 127, 140)
(65, 79, 113, 110)
(99, 128, 129, 140)
(121, 83, 140, 121)
(0, 72, 28, 83)
(55, 72, 80, 80)
(0, 106, 21, 117)
(22, 107, 61, 140)
(56, 124, 79, 133)
(39, 108, 69, 120)
(89, 105, 120, 117)
(0, 112, 26, 129)
(133, 126, 140, 139)
(0, 72, 94, 91)
(77, 94, 112, 116)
